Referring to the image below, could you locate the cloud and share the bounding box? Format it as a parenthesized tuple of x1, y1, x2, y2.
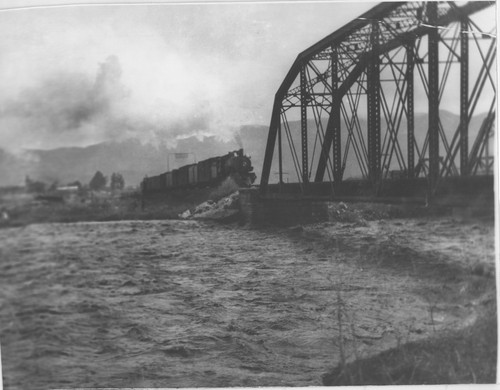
(0, 56, 123, 149)
(0, 5, 274, 153)
(0, 54, 243, 152)
(0, 2, 389, 153)
(4, 56, 125, 131)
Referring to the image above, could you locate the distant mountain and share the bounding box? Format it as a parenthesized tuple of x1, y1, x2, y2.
(0, 110, 490, 188)
(0, 137, 241, 187)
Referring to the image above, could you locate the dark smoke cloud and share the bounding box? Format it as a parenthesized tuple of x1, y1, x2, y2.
(0, 55, 215, 151)
(2, 56, 126, 135)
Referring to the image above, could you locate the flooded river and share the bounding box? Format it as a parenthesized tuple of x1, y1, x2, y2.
(0, 218, 495, 388)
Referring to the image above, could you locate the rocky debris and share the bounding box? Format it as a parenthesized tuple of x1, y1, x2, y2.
(197, 208, 240, 221)
(216, 192, 240, 210)
(194, 200, 216, 214)
(0, 208, 10, 227)
(288, 225, 304, 234)
(1, 208, 10, 221)
(179, 191, 240, 221)
(328, 202, 367, 225)
(179, 209, 192, 219)
(326, 201, 403, 224)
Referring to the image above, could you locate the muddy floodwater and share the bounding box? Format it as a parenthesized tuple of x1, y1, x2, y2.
(0, 218, 495, 388)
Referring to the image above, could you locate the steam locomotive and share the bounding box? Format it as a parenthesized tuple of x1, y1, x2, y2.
(141, 149, 256, 193)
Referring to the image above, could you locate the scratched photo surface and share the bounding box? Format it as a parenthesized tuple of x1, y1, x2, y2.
(0, 1, 497, 388)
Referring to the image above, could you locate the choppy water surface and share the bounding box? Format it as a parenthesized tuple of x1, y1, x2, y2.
(0, 219, 494, 388)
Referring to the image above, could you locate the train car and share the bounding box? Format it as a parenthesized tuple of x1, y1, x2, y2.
(187, 164, 198, 185)
(197, 157, 220, 185)
(176, 165, 190, 188)
(171, 169, 179, 188)
(160, 173, 167, 188)
(165, 172, 173, 188)
(141, 149, 256, 194)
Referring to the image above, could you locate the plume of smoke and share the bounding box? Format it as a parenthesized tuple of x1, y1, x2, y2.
(0, 55, 219, 152)
(233, 132, 244, 150)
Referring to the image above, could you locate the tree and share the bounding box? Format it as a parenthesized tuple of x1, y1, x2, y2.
(25, 176, 46, 193)
(110, 172, 125, 191)
(48, 180, 59, 192)
(89, 171, 106, 191)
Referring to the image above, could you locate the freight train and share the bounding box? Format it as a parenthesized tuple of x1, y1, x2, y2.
(141, 149, 257, 193)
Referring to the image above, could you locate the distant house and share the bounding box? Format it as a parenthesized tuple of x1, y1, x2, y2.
(54, 185, 82, 203)
(56, 186, 80, 192)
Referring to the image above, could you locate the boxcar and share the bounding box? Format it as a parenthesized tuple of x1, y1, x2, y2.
(197, 159, 210, 184)
(165, 172, 173, 188)
(177, 165, 190, 187)
(171, 169, 179, 188)
(197, 156, 220, 184)
(187, 164, 198, 185)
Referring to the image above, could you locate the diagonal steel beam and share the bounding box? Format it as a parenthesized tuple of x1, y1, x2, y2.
(314, 54, 370, 182)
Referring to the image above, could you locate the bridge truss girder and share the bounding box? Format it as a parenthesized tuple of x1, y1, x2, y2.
(260, 1, 496, 196)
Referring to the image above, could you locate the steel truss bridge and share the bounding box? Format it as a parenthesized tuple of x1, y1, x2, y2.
(260, 1, 496, 199)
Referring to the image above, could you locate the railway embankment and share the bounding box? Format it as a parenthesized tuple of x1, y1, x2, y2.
(0, 180, 237, 228)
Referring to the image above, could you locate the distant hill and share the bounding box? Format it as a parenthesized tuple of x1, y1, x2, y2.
(0, 137, 242, 187)
(0, 110, 490, 187)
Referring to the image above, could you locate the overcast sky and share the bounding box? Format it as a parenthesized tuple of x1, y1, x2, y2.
(0, 1, 496, 152)
(0, 1, 377, 151)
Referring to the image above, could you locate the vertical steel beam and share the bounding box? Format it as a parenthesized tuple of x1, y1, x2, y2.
(260, 102, 280, 193)
(278, 119, 283, 184)
(428, 2, 440, 187)
(300, 64, 309, 184)
(460, 17, 469, 176)
(331, 47, 342, 182)
(331, 100, 342, 182)
(367, 21, 381, 182)
(331, 99, 342, 182)
(406, 42, 415, 178)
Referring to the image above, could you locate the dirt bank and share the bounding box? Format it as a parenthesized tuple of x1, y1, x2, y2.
(0, 179, 241, 228)
(0, 215, 496, 388)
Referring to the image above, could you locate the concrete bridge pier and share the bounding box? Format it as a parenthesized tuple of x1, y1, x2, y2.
(239, 188, 329, 226)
